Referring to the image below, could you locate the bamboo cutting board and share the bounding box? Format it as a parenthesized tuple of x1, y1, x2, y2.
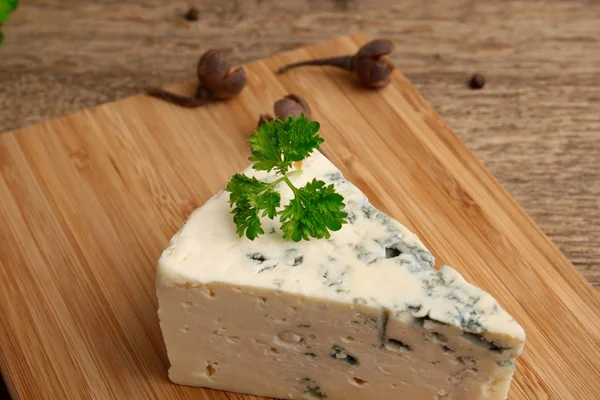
(1, 33, 599, 400)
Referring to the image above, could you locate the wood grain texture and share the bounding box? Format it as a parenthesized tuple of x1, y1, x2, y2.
(1, 0, 598, 295)
(1, 33, 599, 400)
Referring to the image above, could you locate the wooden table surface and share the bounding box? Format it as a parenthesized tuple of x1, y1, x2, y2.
(1, 0, 598, 305)
(0, 2, 599, 399)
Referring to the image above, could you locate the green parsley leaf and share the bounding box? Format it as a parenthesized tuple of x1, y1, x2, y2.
(225, 173, 281, 240)
(225, 115, 347, 242)
(249, 114, 322, 175)
(0, 0, 18, 45)
(0, 0, 18, 23)
(279, 179, 348, 242)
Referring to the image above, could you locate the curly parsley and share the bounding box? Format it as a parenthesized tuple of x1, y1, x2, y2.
(0, 0, 19, 45)
(225, 115, 347, 241)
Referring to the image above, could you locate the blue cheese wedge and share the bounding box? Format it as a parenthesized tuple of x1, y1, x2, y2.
(156, 150, 525, 400)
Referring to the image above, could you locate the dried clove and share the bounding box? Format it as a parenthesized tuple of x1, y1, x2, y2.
(257, 114, 274, 126)
(146, 49, 247, 108)
(274, 94, 312, 120)
(184, 7, 199, 21)
(257, 94, 312, 128)
(277, 39, 394, 88)
(468, 73, 486, 89)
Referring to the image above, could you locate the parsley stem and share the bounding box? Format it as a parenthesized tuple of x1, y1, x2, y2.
(282, 175, 300, 195)
(269, 176, 286, 186)
(286, 169, 303, 179)
(269, 169, 302, 187)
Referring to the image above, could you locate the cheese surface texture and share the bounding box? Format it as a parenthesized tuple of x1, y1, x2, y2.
(156, 151, 525, 400)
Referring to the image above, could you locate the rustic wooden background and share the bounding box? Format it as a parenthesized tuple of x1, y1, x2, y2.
(0, 1, 599, 398)
(1, 0, 598, 288)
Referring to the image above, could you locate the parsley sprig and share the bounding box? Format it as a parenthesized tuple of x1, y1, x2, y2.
(225, 115, 347, 241)
(0, 0, 19, 45)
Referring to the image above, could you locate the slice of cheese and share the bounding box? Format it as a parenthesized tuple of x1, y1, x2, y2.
(156, 150, 525, 400)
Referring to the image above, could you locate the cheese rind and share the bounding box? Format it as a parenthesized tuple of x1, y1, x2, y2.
(157, 151, 525, 399)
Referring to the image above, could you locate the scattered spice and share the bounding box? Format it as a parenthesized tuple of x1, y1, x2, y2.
(277, 39, 395, 88)
(468, 73, 486, 90)
(274, 94, 312, 120)
(258, 94, 312, 128)
(257, 114, 274, 126)
(433, 53, 441, 60)
(184, 7, 199, 21)
(146, 49, 247, 108)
